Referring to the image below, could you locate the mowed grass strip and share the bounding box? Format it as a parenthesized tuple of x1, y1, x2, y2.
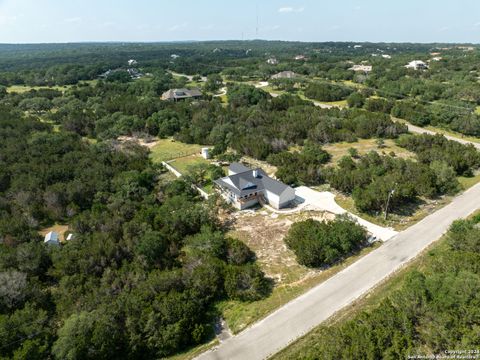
(169, 155, 210, 175)
(149, 139, 203, 163)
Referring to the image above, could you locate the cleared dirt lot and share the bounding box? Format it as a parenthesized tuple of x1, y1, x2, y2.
(229, 209, 335, 284)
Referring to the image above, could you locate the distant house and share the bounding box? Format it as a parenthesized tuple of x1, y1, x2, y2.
(267, 58, 279, 65)
(382, 54, 392, 59)
(294, 55, 306, 61)
(271, 71, 298, 79)
(214, 163, 296, 210)
(99, 69, 112, 79)
(44, 231, 60, 246)
(405, 60, 429, 70)
(431, 56, 442, 62)
(127, 68, 143, 79)
(349, 65, 372, 73)
(171, 54, 180, 59)
(353, 44, 362, 49)
(127, 59, 137, 66)
(66, 233, 74, 241)
(161, 88, 202, 101)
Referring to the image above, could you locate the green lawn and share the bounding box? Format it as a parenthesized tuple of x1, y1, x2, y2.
(169, 155, 210, 174)
(149, 139, 203, 163)
(458, 172, 480, 190)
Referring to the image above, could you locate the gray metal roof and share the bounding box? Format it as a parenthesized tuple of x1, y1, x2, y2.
(161, 88, 202, 100)
(215, 167, 291, 197)
(271, 71, 297, 79)
(229, 162, 251, 174)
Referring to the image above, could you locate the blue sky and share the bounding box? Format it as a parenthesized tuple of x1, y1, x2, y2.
(0, 0, 479, 43)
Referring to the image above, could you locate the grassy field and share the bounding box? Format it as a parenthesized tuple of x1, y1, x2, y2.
(149, 139, 203, 163)
(169, 154, 210, 174)
(458, 171, 480, 189)
(322, 138, 415, 164)
(218, 209, 380, 334)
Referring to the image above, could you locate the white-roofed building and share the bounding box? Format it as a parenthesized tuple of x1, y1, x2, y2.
(405, 60, 429, 70)
(44, 231, 60, 246)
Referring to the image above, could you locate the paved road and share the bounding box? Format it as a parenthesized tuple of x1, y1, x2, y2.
(196, 182, 480, 360)
(402, 122, 480, 150)
(294, 186, 398, 241)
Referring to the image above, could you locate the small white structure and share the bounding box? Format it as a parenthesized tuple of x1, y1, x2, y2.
(171, 54, 180, 59)
(44, 231, 60, 246)
(294, 55, 306, 61)
(349, 65, 372, 73)
(201, 147, 210, 159)
(266, 57, 279, 65)
(431, 56, 442, 61)
(405, 60, 429, 70)
(382, 54, 392, 59)
(66, 233, 74, 241)
(353, 44, 362, 49)
(127, 59, 137, 66)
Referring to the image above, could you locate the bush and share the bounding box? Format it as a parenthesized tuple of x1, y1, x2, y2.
(285, 216, 367, 267)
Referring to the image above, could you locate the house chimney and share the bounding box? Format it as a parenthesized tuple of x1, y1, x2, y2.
(253, 169, 259, 178)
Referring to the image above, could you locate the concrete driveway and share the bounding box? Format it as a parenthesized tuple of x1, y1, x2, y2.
(294, 186, 398, 241)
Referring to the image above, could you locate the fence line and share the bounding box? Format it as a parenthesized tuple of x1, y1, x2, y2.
(161, 161, 210, 200)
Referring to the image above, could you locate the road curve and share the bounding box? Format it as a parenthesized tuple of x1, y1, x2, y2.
(196, 182, 480, 360)
(403, 122, 480, 150)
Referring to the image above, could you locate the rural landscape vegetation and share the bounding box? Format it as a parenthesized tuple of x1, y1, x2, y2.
(1, 7, 480, 360)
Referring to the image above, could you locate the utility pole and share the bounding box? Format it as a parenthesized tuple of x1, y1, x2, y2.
(384, 188, 395, 220)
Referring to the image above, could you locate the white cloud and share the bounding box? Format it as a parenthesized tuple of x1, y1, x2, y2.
(168, 22, 188, 32)
(278, 6, 304, 13)
(101, 21, 115, 28)
(64, 17, 82, 24)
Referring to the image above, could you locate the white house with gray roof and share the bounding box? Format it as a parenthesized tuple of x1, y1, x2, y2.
(161, 88, 202, 101)
(214, 163, 295, 210)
